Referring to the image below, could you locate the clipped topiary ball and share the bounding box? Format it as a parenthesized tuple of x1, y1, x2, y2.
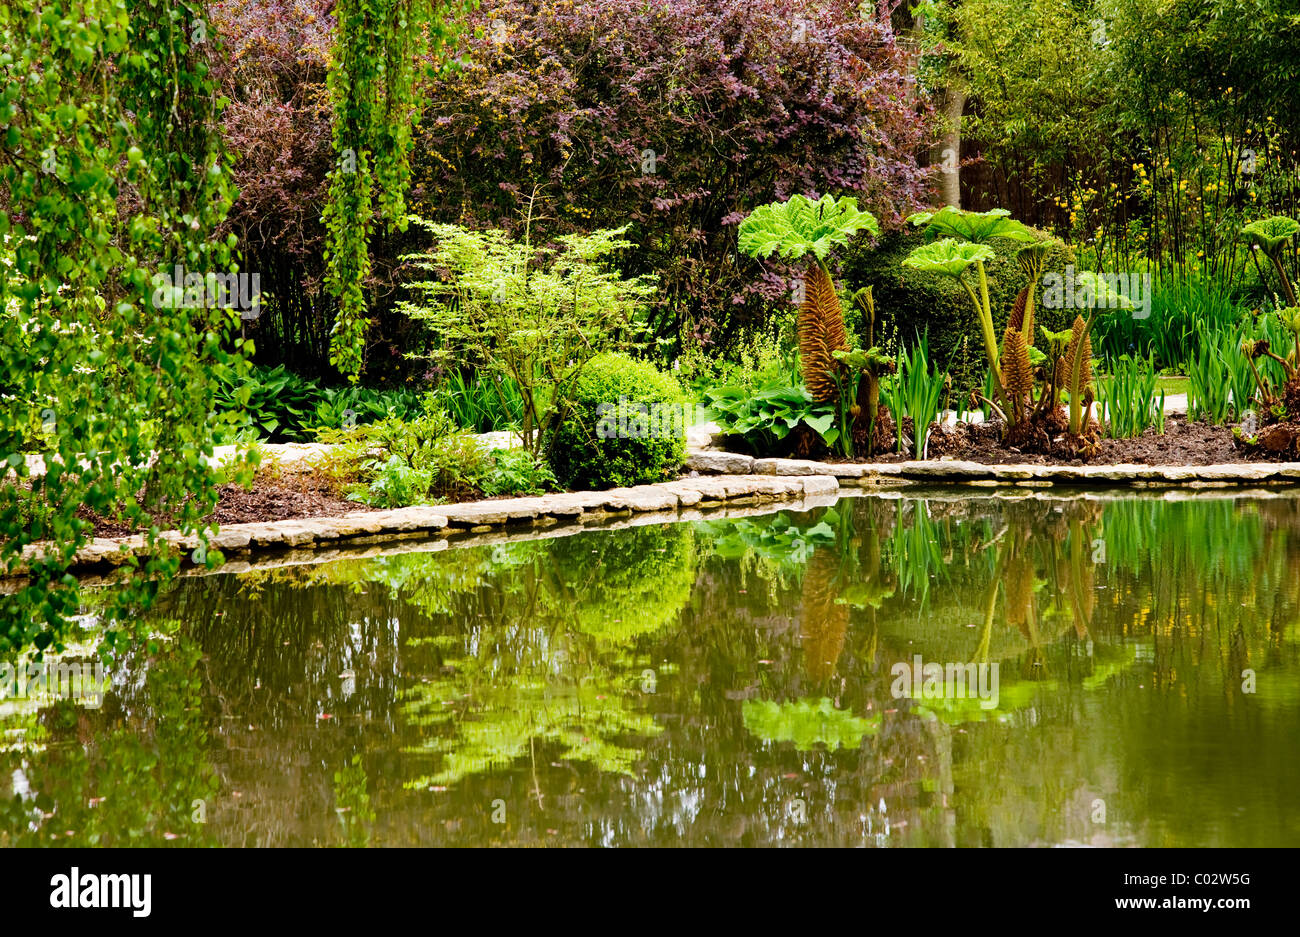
(549, 352, 689, 490)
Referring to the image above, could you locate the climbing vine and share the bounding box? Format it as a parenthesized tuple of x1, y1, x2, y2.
(0, 1, 249, 656)
(323, 0, 475, 379)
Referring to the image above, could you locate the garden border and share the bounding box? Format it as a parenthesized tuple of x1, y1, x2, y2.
(10, 437, 1300, 578)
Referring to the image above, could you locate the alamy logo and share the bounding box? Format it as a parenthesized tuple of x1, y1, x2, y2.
(595, 397, 692, 440)
(50, 868, 151, 917)
(151, 264, 261, 320)
(0, 660, 108, 709)
(890, 655, 999, 708)
(1041, 265, 1150, 319)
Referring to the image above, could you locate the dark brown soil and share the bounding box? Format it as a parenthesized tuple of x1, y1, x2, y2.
(82, 476, 373, 539)
(904, 413, 1271, 466)
(754, 412, 1288, 467)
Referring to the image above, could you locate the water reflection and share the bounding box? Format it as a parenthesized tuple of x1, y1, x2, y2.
(3, 493, 1298, 847)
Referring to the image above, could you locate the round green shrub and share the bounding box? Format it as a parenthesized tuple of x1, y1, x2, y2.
(841, 226, 1076, 393)
(549, 353, 689, 490)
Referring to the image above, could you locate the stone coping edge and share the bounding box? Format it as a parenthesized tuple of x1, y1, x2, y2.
(686, 451, 1300, 485)
(6, 474, 840, 577)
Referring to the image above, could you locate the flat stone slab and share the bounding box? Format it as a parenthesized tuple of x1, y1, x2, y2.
(685, 451, 754, 474)
(10, 466, 835, 575)
(23, 445, 1298, 577)
(692, 451, 1300, 486)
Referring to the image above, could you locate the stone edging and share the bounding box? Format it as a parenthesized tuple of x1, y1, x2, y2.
(686, 451, 1300, 486)
(9, 474, 839, 577)
(13, 440, 1300, 579)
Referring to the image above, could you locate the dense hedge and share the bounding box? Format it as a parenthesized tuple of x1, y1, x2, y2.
(414, 0, 932, 353)
(549, 353, 688, 491)
(841, 227, 1077, 392)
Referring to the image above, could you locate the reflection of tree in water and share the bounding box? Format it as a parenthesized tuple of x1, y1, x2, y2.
(0, 631, 219, 847)
(399, 524, 698, 791)
(151, 567, 414, 846)
(9, 493, 1298, 846)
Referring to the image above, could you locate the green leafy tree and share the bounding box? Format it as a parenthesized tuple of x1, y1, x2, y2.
(322, 0, 478, 379)
(0, 1, 251, 657)
(397, 216, 657, 456)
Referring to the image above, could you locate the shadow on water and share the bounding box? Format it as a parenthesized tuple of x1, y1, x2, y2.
(3, 493, 1298, 846)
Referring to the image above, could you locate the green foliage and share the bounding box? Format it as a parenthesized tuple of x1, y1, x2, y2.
(322, 0, 475, 378)
(907, 207, 1037, 245)
(901, 238, 996, 277)
(548, 353, 687, 490)
(702, 511, 836, 578)
(398, 218, 656, 455)
(736, 194, 885, 456)
(1098, 355, 1166, 438)
(549, 524, 698, 642)
(0, 632, 219, 847)
(0, 0, 248, 656)
(310, 382, 423, 434)
(213, 363, 422, 443)
(1091, 276, 1245, 370)
(477, 448, 556, 497)
(429, 371, 524, 434)
(702, 379, 837, 457)
(844, 226, 1075, 394)
(1187, 323, 1257, 424)
(317, 397, 488, 506)
(736, 194, 880, 263)
(360, 455, 436, 509)
(214, 363, 319, 442)
(886, 333, 948, 458)
(1240, 216, 1300, 256)
(742, 698, 879, 751)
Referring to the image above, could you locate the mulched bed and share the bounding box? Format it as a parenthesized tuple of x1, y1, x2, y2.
(920, 414, 1254, 466)
(738, 411, 1291, 467)
(81, 476, 374, 539)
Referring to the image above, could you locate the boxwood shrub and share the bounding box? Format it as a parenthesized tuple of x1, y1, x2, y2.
(549, 353, 688, 490)
(841, 226, 1076, 393)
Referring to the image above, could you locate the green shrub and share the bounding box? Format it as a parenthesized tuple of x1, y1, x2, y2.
(841, 226, 1075, 393)
(548, 353, 688, 490)
(479, 448, 557, 497)
(317, 396, 489, 506)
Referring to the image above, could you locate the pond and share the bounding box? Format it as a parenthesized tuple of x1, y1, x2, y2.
(3, 491, 1299, 847)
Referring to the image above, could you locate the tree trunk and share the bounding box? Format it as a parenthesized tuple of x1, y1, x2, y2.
(935, 86, 966, 209)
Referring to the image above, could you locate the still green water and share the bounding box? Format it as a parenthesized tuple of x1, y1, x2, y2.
(3, 491, 1299, 847)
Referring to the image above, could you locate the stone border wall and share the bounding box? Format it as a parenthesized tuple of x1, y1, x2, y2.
(10, 436, 1300, 580)
(686, 451, 1300, 486)
(7, 474, 839, 578)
